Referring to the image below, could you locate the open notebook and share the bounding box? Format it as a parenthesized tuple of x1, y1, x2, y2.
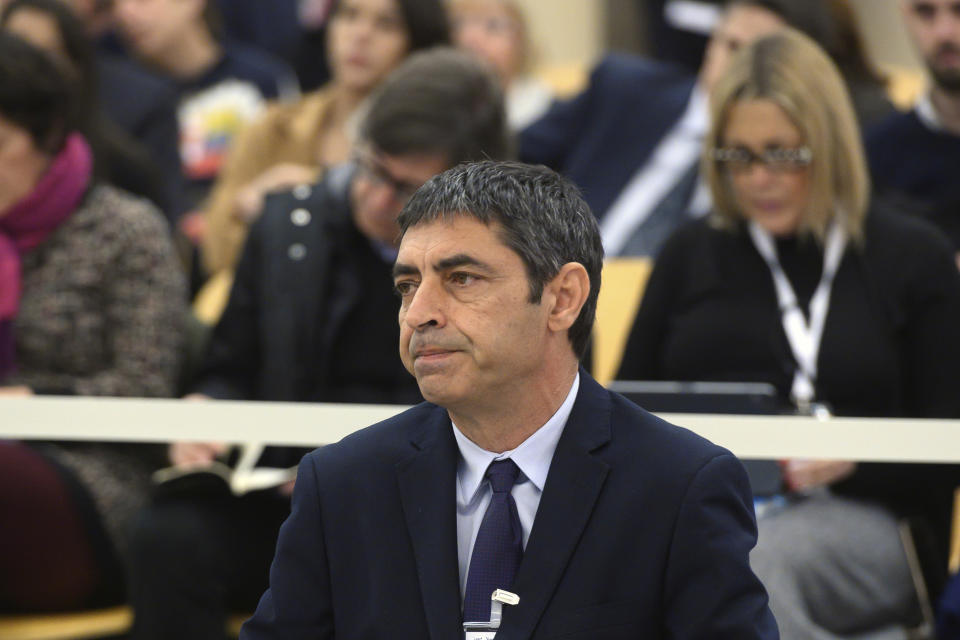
(152, 442, 298, 496)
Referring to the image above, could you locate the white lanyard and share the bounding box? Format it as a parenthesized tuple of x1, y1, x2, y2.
(748, 220, 848, 408)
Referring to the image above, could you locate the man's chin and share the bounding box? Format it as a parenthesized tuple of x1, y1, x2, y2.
(931, 68, 960, 93)
(416, 384, 457, 407)
(413, 373, 461, 404)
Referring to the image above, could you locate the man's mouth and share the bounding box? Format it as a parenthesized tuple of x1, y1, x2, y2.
(414, 348, 456, 360)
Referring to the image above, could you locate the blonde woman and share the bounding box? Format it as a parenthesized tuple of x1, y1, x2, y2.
(450, 0, 553, 130)
(618, 29, 960, 637)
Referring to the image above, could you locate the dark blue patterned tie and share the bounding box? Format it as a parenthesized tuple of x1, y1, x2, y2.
(462, 459, 523, 623)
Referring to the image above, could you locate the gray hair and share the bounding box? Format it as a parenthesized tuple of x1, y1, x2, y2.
(397, 161, 603, 359)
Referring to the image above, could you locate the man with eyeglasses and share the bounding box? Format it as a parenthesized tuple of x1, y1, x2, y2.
(128, 48, 510, 640)
(866, 0, 960, 266)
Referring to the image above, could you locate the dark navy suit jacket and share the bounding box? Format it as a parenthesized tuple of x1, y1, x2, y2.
(519, 54, 696, 221)
(240, 372, 778, 639)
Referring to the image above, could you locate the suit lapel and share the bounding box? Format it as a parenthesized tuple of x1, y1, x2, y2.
(396, 407, 464, 640)
(597, 76, 697, 218)
(496, 372, 613, 640)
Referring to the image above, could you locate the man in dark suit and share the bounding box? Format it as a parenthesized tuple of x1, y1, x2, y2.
(519, 0, 784, 258)
(241, 161, 778, 639)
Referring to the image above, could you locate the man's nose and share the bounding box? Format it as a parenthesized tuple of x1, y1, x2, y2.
(931, 9, 960, 39)
(403, 278, 445, 330)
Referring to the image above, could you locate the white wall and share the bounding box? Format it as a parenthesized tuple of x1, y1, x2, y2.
(513, 0, 605, 68)
(849, 0, 923, 71)
(510, 0, 925, 72)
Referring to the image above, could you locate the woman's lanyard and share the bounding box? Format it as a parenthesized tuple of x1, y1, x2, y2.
(748, 220, 848, 410)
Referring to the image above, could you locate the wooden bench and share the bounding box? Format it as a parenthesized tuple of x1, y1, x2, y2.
(0, 606, 131, 640)
(0, 606, 250, 640)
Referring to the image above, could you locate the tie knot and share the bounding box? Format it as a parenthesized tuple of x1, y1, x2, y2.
(486, 459, 521, 494)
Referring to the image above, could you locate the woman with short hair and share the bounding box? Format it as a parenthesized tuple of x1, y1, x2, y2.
(0, 32, 186, 611)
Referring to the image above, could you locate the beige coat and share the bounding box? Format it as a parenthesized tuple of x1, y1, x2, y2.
(201, 87, 335, 275)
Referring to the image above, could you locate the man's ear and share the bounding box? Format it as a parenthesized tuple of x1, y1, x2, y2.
(544, 262, 590, 334)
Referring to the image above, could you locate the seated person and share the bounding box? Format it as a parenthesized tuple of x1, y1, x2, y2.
(795, 0, 894, 129)
(240, 160, 777, 639)
(0, 33, 185, 611)
(519, 0, 785, 259)
(867, 0, 960, 258)
(451, 0, 554, 130)
(617, 29, 960, 638)
(521, 0, 890, 260)
(59, 0, 186, 222)
(2, 0, 179, 220)
(198, 0, 449, 279)
(112, 0, 299, 210)
(128, 48, 511, 640)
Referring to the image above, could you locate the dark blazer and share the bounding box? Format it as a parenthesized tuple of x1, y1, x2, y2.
(194, 166, 353, 401)
(194, 165, 415, 405)
(519, 54, 696, 221)
(240, 371, 778, 639)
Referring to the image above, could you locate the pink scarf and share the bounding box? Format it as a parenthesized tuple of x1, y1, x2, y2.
(0, 133, 93, 381)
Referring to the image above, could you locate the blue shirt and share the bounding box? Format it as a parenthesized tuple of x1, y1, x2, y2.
(452, 373, 580, 598)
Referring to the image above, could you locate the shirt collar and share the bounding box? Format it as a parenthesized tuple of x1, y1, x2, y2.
(679, 83, 709, 137)
(916, 90, 946, 132)
(453, 373, 580, 506)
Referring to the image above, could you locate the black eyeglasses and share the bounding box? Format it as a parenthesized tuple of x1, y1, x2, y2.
(711, 146, 813, 173)
(354, 150, 424, 202)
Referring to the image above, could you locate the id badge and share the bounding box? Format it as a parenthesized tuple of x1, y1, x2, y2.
(463, 627, 497, 640)
(463, 589, 519, 640)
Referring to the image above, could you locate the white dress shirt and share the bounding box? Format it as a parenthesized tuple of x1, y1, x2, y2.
(600, 85, 711, 257)
(916, 91, 947, 133)
(452, 373, 580, 599)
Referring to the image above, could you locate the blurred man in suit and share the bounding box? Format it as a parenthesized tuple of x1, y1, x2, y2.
(519, 0, 784, 258)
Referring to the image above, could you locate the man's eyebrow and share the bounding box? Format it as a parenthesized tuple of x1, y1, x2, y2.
(434, 254, 494, 273)
(392, 263, 419, 279)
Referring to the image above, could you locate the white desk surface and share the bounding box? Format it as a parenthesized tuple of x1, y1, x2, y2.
(3, 396, 960, 463)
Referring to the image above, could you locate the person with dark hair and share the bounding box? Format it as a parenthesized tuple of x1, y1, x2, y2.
(1, 0, 183, 220)
(772, 0, 895, 129)
(127, 48, 509, 640)
(113, 0, 299, 210)
(0, 31, 185, 611)
(51, 0, 186, 222)
(199, 0, 450, 283)
(867, 0, 960, 260)
(237, 159, 777, 639)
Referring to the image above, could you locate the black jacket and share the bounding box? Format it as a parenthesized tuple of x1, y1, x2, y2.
(242, 371, 778, 639)
(194, 165, 418, 405)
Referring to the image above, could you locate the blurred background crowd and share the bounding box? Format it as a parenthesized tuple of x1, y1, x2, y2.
(1, 0, 960, 638)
